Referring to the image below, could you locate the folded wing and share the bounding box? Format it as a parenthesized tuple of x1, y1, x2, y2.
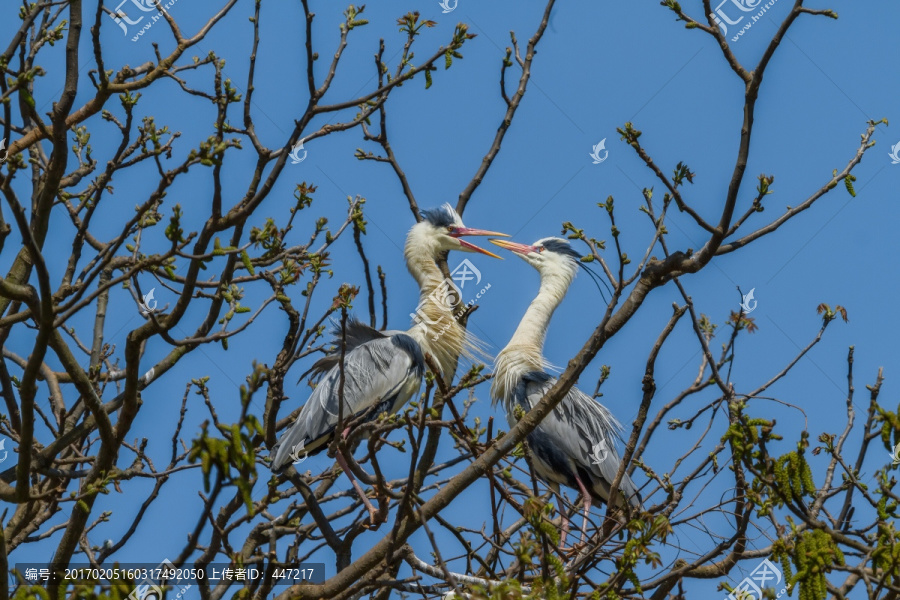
(514, 371, 642, 509)
(271, 329, 424, 471)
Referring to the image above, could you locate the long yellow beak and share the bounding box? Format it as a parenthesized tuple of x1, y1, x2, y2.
(489, 239, 538, 255)
(459, 239, 502, 259)
(453, 228, 509, 259)
(454, 227, 510, 238)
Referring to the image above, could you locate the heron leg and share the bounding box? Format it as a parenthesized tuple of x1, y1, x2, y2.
(336, 427, 380, 524)
(334, 450, 379, 525)
(573, 473, 592, 545)
(557, 492, 570, 550)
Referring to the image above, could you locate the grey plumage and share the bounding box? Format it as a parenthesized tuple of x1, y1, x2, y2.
(270, 318, 423, 471)
(300, 317, 408, 379)
(509, 371, 641, 509)
(270, 205, 506, 470)
(270, 206, 507, 524)
(490, 236, 642, 545)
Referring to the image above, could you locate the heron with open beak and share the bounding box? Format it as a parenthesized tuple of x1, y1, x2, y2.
(271, 204, 507, 525)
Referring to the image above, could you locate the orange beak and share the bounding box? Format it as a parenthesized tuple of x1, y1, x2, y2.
(452, 228, 509, 259)
(489, 239, 539, 255)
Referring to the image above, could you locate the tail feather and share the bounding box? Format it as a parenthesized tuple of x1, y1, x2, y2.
(618, 472, 643, 510)
(270, 421, 328, 472)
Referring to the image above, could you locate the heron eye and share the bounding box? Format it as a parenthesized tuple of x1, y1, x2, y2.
(536, 246, 544, 253)
(447, 226, 456, 233)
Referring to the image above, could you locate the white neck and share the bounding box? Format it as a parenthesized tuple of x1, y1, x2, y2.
(492, 268, 573, 402)
(404, 224, 473, 380)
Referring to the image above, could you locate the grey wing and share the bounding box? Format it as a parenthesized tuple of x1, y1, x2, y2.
(271, 333, 424, 471)
(565, 386, 642, 508)
(519, 374, 642, 509)
(304, 317, 404, 379)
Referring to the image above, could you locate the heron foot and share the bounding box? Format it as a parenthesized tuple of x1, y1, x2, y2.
(360, 494, 392, 530)
(559, 541, 588, 562)
(362, 505, 380, 528)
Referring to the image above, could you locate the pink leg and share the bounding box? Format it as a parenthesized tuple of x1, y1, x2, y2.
(335, 427, 379, 524)
(573, 473, 592, 545)
(557, 492, 570, 550)
(334, 451, 379, 524)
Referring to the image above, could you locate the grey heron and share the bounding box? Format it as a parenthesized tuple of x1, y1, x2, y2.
(489, 236, 641, 547)
(270, 204, 506, 523)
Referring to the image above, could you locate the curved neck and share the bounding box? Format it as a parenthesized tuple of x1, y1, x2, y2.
(404, 224, 468, 379)
(493, 269, 573, 401)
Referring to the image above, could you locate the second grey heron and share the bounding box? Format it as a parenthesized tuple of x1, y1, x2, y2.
(489, 236, 641, 547)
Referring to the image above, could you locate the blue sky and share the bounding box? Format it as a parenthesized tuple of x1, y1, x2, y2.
(4, 0, 899, 596)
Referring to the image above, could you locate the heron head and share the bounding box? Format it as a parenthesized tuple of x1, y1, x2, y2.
(418, 203, 507, 258)
(489, 236, 581, 275)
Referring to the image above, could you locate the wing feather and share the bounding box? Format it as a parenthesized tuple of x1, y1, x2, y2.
(271, 333, 424, 471)
(514, 372, 641, 508)
(303, 317, 407, 379)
